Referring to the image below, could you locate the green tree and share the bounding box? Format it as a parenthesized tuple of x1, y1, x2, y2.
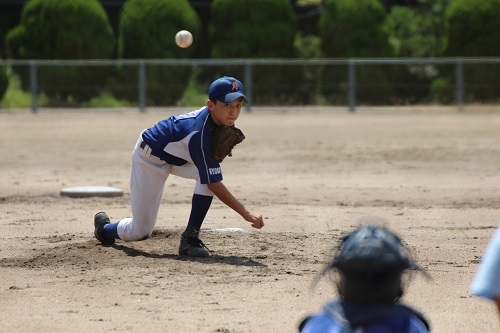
(115, 0, 201, 106)
(0, 64, 8, 103)
(444, 0, 500, 57)
(209, 0, 311, 105)
(431, 0, 500, 103)
(388, 1, 448, 58)
(5, 0, 115, 103)
(386, 0, 449, 103)
(319, 0, 394, 105)
(0, 27, 8, 102)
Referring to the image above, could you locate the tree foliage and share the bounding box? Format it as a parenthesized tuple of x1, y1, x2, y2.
(210, 0, 296, 58)
(7, 0, 114, 60)
(3, 0, 500, 106)
(0, 64, 8, 102)
(115, 0, 201, 105)
(386, 0, 448, 104)
(319, 0, 393, 58)
(444, 0, 500, 57)
(319, 0, 394, 105)
(5, 0, 115, 103)
(431, 0, 500, 102)
(209, 0, 312, 104)
(387, 1, 448, 58)
(119, 0, 200, 59)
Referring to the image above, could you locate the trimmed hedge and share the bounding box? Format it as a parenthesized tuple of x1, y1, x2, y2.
(114, 0, 201, 106)
(5, 0, 115, 103)
(432, 0, 500, 103)
(386, 5, 446, 104)
(319, 0, 394, 105)
(208, 0, 312, 105)
(444, 0, 500, 57)
(0, 64, 8, 102)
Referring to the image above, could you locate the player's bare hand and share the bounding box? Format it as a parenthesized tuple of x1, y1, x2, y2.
(246, 211, 264, 229)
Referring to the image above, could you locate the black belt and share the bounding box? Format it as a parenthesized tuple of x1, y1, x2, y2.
(139, 140, 187, 166)
(140, 140, 162, 159)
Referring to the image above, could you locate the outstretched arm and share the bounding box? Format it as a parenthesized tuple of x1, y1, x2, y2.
(207, 181, 264, 229)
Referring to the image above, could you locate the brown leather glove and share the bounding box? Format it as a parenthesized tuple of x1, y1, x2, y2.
(210, 125, 245, 162)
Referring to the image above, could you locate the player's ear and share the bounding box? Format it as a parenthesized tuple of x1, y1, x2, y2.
(207, 99, 216, 110)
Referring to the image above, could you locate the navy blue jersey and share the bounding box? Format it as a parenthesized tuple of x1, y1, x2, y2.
(141, 107, 222, 184)
(300, 301, 430, 333)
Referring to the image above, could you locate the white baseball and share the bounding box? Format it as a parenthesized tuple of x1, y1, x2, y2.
(175, 30, 193, 48)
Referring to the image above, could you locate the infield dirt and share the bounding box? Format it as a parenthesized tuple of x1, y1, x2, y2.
(1, 106, 499, 332)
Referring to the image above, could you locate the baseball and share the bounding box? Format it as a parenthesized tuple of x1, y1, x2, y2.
(175, 30, 193, 48)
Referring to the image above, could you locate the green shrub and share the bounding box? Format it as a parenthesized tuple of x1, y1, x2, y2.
(115, 0, 201, 106)
(429, 76, 454, 104)
(0, 64, 8, 102)
(209, 0, 311, 105)
(441, 0, 500, 102)
(0, 73, 50, 109)
(81, 92, 134, 108)
(444, 0, 500, 57)
(386, 4, 447, 103)
(319, 0, 394, 105)
(210, 0, 296, 58)
(320, 0, 392, 58)
(388, 2, 447, 58)
(5, 0, 115, 103)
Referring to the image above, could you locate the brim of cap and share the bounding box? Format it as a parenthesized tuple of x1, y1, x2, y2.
(216, 92, 248, 103)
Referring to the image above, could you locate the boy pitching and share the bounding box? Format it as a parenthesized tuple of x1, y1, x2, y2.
(93, 76, 264, 257)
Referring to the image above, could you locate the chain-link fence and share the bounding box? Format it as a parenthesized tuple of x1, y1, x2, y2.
(4, 58, 500, 112)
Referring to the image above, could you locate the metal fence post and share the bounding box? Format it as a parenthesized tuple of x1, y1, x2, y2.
(138, 61, 146, 112)
(30, 60, 38, 113)
(456, 60, 464, 109)
(348, 60, 356, 112)
(244, 61, 252, 112)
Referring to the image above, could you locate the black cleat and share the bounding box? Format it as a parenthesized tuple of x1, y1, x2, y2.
(94, 212, 115, 245)
(178, 229, 210, 257)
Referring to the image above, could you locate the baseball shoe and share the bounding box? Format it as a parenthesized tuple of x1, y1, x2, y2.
(178, 229, 210, 257)
(94, 212, 115, 245)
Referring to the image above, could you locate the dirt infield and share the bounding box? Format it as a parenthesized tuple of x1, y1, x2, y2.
(1, 106, 499, 332)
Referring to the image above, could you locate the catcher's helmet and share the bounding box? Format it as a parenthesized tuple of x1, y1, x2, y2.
(321, 224, 422, 306)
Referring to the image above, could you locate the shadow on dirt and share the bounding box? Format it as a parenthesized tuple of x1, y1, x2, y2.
(112, 243, 268, 267)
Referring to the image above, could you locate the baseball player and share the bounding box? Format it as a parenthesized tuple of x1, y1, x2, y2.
(93, 76, 264, 257)
(470, 225, 500, 316)
(299, 223, 430, 333)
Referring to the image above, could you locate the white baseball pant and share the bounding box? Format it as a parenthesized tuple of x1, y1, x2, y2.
(116, 134, 214, 241)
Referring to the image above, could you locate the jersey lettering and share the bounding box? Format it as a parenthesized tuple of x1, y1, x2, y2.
(209, 167, 221, 175)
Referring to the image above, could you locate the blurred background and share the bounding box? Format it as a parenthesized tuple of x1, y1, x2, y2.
(0, 0, 499, 111)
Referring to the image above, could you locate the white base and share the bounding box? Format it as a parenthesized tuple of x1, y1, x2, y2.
(60, 186, 124, 198)
(205, 228, 247, 233)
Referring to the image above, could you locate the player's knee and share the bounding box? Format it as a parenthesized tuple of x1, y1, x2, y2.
(127, 227, 153, 241)
(136, 229, 152, 241)
(137, 234, 150, 241)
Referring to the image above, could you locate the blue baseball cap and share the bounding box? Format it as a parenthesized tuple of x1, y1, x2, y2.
(208, 76, 248, 103)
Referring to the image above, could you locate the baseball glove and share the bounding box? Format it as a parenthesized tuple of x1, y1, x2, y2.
(210, 125, 245, 162)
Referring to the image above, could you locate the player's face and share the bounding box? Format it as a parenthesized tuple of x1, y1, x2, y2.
(208, 98, 244, 126)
